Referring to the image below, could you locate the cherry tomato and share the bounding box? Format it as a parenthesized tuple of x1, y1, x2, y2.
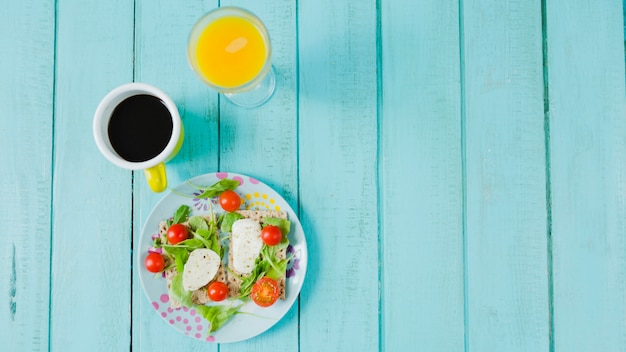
(207, 281, 229, 302)
(250, 277, 280, 307)
(219, 190, 241, 212)
(260, 225, 282, 246)
(144, 252, 165, 273)
(167, 223, 188, 245)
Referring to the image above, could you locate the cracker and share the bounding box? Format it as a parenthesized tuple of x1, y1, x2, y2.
(160, 210, 289, 308)
(228, 210, 288, 299)
(161, 216, 228, 308)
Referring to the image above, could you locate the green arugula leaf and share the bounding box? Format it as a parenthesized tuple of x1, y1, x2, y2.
(238, 261, 269, 298)
(260, 245, 289, 280)
(195, 228, 212, 240)
(173, 205, 191, 224)
(187, 179, 240, 199)
(195, 304, 243, 333)
(220, 212, 244, 233)
(190, 231, 212, 249)
(170, 273, 192, 307)
(191, 228, 221, 256)
(207, 214, 217, 236)
(188, 216, 208, 231)
(167, 205, 190, 227)
(152, 235, 163, 248)
(276, 235, 290, 251)
(163, 246, 189, 273)
(210, 239, 221, 257)
(165, 239, 204, 251)
(266, 261, 288, 280)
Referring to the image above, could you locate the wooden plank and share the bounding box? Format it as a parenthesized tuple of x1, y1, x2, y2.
(462, 0, 550, 350)
(49, 1, 134, 350)
(298, 1, 379, 351)
(0, 1, 55, 351)
(217, 1, 299, 351)
(218, 0, 299, 206)
(380, 0, 465, 350)
(546, 0, 626, 350)
(132, 0, 299, 348)
(131, 1, 220, 351)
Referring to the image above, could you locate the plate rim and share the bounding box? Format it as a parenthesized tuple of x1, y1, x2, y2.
(137, 172, 308, 343)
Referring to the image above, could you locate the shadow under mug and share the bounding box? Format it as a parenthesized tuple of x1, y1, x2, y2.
(93, 83, 184, 192)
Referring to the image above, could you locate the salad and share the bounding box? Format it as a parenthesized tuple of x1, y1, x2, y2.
(143, 179, 293, 334)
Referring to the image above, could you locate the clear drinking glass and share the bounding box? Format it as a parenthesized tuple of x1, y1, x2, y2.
(187, 7, 275, 108)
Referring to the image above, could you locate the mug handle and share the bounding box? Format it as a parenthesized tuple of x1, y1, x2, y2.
(144, 162, 167, 192)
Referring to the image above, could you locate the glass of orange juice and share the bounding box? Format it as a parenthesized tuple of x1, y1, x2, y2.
(188, 7, 275, 108)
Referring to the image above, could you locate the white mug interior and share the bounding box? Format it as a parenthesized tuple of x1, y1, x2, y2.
(93, 83, 181, 171)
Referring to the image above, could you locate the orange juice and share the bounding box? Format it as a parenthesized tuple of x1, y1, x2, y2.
(194, 16, 268, 88)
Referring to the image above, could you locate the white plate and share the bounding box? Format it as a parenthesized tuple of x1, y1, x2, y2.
(138, 172, 307, 343)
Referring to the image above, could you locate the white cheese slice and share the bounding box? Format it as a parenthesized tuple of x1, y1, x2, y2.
(231, 218, 263, 274)
(182, 248, 220, 291)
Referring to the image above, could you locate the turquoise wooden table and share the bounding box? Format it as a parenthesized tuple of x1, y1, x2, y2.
(2, 0, 625, 351)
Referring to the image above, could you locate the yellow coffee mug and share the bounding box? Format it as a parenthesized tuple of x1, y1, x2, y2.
(93, 83, 184, 192)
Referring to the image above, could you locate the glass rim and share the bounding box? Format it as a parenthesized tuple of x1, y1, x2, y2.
(187, 6, 273, 93)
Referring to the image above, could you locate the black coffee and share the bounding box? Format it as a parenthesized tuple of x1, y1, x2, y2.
(108, 94, 173, 162)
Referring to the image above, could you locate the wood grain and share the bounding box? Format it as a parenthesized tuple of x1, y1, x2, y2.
(0, 1, 55, 351)
(131, 1, 220, 351)
(546, 0, 626, 350)
(218, 1, 299, 350)
(49, 0, 134, 350)
(3, 0, 626, 350)
(219, 0, 299, 208)
(380, 0, 465, 350)
(462, 0, 550, 350)
(298, 0, 379, 351)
